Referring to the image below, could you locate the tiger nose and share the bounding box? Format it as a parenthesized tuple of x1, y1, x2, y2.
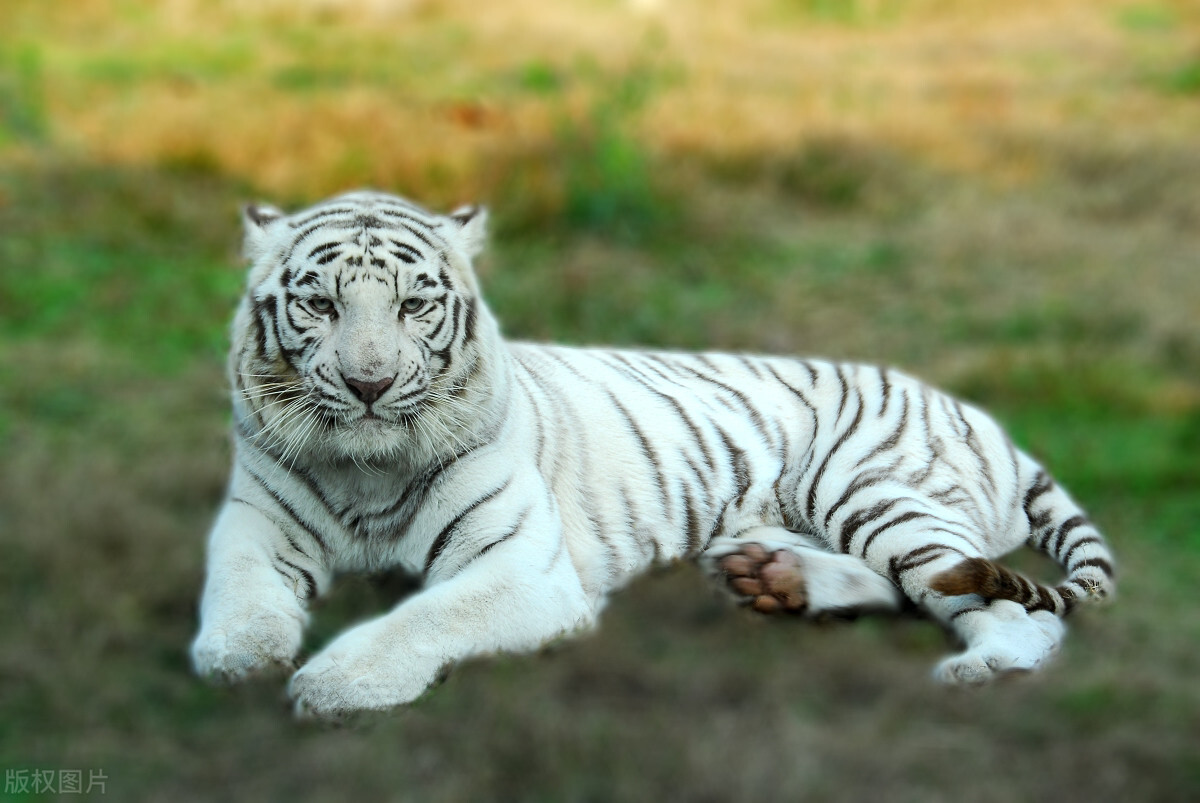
(343, 375, 395, 405)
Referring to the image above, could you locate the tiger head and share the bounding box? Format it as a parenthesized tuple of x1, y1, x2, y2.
(230, 191, 502, 465)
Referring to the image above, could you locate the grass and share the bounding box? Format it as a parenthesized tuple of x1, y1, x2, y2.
(2, 0, 1199, 800)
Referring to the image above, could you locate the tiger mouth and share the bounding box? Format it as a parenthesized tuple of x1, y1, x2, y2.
(344, 404, 419, 427)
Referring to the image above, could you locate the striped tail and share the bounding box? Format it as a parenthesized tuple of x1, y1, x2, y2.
(930, 470, 1115, 617)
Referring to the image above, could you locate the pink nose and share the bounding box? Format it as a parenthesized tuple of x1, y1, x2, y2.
(343, 375, 395, 405)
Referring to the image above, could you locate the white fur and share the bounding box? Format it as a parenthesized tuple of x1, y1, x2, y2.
(934, 602, 1065, 684)
(191, 191, 1112, 715)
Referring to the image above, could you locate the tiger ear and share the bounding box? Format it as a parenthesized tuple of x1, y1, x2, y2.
(242, 203, 285, 261)
(446, 205, 488, 259)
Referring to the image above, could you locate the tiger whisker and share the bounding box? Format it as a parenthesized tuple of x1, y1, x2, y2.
(254, 396, 314, 448)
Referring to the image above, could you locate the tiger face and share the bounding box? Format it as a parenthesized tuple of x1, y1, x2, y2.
(232, 191, 491, 463)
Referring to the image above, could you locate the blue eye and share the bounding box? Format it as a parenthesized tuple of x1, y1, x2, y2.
(400, 297, 426, 314)
(309, 297, 336, 315)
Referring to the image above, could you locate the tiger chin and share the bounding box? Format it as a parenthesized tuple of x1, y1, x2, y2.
(190, 190, 1116, 717)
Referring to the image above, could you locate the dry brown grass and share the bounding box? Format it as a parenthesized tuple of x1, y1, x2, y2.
(11, 0, 1200, 200)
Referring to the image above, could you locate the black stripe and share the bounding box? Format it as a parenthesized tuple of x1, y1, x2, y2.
(763, 362, 820, 486)
(714, 425, 751, 506)
(950, 605, 986, 621)
(538, 350, 678, 524)
(736, 355, 771, 382)
(402, 222, 439, 250)
(239, 464, 329, 557)
(511, 367, 547, 457)
(1027, 507, 1053, 533)
(518, 352, 625, 572)
(837, 497, 901, 553)
(376, 207, 440, 227)
(670, 395, 719, 474)
(307, 241, 340, 259)
(274, 553, 317, 599)
(251, 298, 274, 358)
(1061, 536, 1102, 568)
(918, 386, 945, 468)
(424, 482, 510, 575)
(378, 198, 435, 216)
(466, 506, 532, 566)
(462, 297, 478, 344)
(370, 444, 477, 537)
(834, 365, 850, 421)
(854, 391, 910, 469)
(679, 359, 780, 452)
(858, 509, 937, 558)
(1023, 472, 1054, 517)
(955, 403, 995, 488)
(1071, 557, 1114, 577)
(425, 295, 455, 349)
(878, 367, 892, 418)
(805, 388, 865, 522)
(927, 484, 968, 506)
(607, 353, 720, 475)
(682, 481, 704, 554)
(282, 461, 350, 530)
(823, 473, 888, 529)
(764, 362, 818, 415)
(282, 222, 342, 265)
(887, 543, 965, 586)
(1050, 515, 1089, 555)
(610, 394, 673, 518)
(271, 293, 300, 368)
(290, 206, 357, 229)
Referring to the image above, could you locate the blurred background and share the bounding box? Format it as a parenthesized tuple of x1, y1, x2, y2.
(2, 0, 1198, 799)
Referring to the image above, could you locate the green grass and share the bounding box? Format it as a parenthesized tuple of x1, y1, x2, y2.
(0, 42, 46, 145)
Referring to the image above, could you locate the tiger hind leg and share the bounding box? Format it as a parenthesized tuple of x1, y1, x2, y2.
(843, 510, 1068, 684)
(932, 600, 1065, 684)
(702, 527, 902, 617)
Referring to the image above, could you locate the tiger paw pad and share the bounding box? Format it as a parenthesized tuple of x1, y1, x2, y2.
(718, 543, 808, 614)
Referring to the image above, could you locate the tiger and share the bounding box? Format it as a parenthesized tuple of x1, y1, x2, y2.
(190, 190, 1116, 717)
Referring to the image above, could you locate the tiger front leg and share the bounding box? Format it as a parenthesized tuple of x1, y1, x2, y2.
(191, 499, 327, 682)
(288, 518, 593, 717)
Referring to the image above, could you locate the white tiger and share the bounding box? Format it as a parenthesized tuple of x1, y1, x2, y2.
(190, 190, 1116, 716)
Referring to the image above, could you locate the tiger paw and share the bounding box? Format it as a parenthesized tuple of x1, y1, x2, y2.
(934, 601, 1065, 684)
(289, 618, 440, 718)
(718, 543, 808, 614)
(191, 611, 303, 683)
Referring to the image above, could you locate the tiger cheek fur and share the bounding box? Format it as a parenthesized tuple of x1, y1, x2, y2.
(191, 190, 1115, 717)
